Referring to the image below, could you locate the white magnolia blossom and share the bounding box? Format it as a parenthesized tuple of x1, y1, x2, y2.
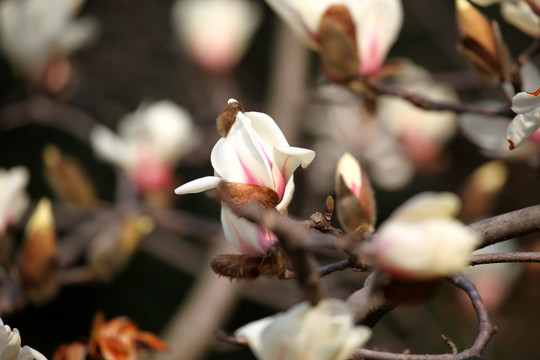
(0, 167, 29, 237)
(175, 99, 315, 254)
(171, 0, 262, 73)
(0, 0, 98, 75)
(377, 63, 458, 163)
(369, 192, 480, 280)
(0, 317, 47, 360)
(470, 0, 540, 37)
(265, 0, 403, 75)
(235, 299, 371, 360)
(506, 88, 540, 150)
(91, 99, 199, 191)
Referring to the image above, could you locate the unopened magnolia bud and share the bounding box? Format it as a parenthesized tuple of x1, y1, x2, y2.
(17, 198, 59, 303)
(217, 98, 244, 137)
(43, 144, 97, 209)
(210, 253, 263, 279)
(87, 215, 154, 281)
(335, 153, 376, 239)
(458, 161, 508, 222)
(219, 181, 280, 209)
(318, 5, 359, 83)
(455, 0, 510, 84)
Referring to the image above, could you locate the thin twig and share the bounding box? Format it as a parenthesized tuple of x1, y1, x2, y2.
(471, 251, 540, 265)
(359, 78, 514, 117)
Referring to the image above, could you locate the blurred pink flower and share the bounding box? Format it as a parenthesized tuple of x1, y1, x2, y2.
(265, 0, 403, 75)
(172, 0, 262, 73)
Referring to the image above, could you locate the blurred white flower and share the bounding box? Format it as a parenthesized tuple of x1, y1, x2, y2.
(470, 0, 540, 37)
(90, 100, 199, 193)
(506, 88, 540, 150)
(377, 63, 459, 165)
(171, 0, 262, 73)
(370, 192, 480, 280)
(265, 0, 403, 75)
(0, 0, 98, 77)
(0, 167, 29, 237)
(235, 299, 371, 360)
(175, 99, 315, 254)
(0, 317, 47, 360)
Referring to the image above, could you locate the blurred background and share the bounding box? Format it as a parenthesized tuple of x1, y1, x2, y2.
(1, 0, 540, 359)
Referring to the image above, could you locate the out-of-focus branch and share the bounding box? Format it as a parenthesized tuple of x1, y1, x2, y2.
(358, 77, 514, 117)
(350, 274, 496, 360)
(471, 251, 540, 265)
(468, 205, 540, 249)
(218, 182, 326, 306)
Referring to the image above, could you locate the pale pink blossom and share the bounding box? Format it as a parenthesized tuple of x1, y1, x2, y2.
(235, 299, 371, 360)
(171, 0, 262, 73)
(175, 99, 315, 254)
(265, 0, 403, 75)
(90, 100, 199, 193)
(369, 192, 479, 280)
(506, 88, 540, 150)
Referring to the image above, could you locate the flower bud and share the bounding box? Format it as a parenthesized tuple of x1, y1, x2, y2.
(43, 144, 97, 210)
(318, 5, 359, 83)
(87, 215, 154, 282)
(16, 198, 59, 304)
(456, 0, 510, 83)
(335, 153, 376, 239)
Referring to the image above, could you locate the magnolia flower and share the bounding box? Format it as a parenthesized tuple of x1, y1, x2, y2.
(91, 100, 199, 193)
(235, 299, 371, 360)
(265, 0, 403, 75)
(0, 167, 29, 237)
(506, 88, 540, 150)
(377, 63, 459, 165)
(470, 0, 540, 38)
(0, 0, 98, 77)
(0, 317, 47, 360)
(171, 0, 262, 73)
(369, 192, 480, 280)
(175, 99, 315, 254)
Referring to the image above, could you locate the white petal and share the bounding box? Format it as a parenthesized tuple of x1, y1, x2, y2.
(276, 176, 295, 213)
(501, 1, 540, 38)
(271, 146, 315, 198)
(211, 115, 274, 188)
(265, 0, 319, 49)
(221, 206, 276, 254)
(90, 125, 136, 171)
(511, 89, 540, 114)
(388, 192, 461, 222)
(459, 110, 512, 154)
(17, 347, 47, 360)
(353, 0, 403, 74)
(174, 176, 222, 195)
(520, 61, 540, 93)
(506, 113, 540, 149)
(244, 111, 290, 147)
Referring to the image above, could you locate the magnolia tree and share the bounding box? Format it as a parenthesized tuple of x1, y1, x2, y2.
(1, 0, 540, 360)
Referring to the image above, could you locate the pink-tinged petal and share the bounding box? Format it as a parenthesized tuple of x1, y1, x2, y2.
(221, 206, 276, 254)
(174, 176, 222, 195)
(506, 113, 540, 149)
(211, 115, 274, 188)
(276, 177, 295, 213)
(265, 0, 320, 48)
(511, 88, 540, 114)
(353, 0, 403, 75)
(273, 145, 316, 185)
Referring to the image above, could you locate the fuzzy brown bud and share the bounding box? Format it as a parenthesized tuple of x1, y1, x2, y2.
(216, 98, 245, 137)
(219, 181, 280, 209)
(318, 5, 359, 83)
